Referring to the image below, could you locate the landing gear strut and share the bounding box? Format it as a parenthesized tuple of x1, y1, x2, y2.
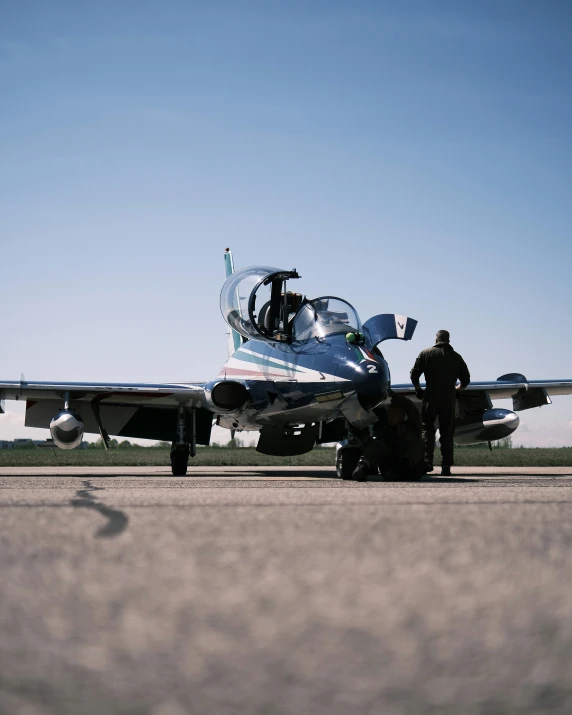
(335, 430, 367, 480)
(336, 445, 362, 480)
(170, 406, 196, 476)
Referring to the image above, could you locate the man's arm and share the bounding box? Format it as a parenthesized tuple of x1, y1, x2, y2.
(410, 352, 426, 399)
(456, 354, 471, 391)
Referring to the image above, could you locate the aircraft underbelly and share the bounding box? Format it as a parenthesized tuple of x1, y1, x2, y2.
(263, 399, 344, 424)
(263, 377, 344, 421)
(218, 378, 346, 431)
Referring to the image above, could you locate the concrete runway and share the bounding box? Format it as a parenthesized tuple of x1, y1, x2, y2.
(2, 467, 572, 715)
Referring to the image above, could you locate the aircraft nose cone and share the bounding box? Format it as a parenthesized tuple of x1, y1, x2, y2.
(355, 361, 389, 409)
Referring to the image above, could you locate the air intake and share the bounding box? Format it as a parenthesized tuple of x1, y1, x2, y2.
(210, 381, 249, 411)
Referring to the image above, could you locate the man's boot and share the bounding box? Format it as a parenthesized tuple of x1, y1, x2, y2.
(441, 466, 452, 477)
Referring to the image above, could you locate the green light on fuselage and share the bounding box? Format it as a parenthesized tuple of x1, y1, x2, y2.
(346, 332, 363, 344)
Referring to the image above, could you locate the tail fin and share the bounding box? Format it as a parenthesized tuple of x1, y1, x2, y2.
(223, 247, 235, 279)
(224, 248, 244, 355)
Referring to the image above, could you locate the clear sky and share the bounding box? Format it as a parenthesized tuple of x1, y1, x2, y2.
(1, 0, 571, 445)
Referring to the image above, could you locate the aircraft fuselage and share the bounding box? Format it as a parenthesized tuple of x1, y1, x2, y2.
(215, 334, 390, 431)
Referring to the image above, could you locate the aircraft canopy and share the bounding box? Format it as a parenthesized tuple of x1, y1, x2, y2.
(221, 266, 362, 344)
(220, 265, 301, 341)
(292, 297, 361, 341)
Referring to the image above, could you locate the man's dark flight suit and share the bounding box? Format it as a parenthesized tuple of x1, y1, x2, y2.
(410, 342, 470, 468)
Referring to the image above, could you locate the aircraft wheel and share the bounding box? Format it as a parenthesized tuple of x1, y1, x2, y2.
(171, 445, 189, 476)
(336, 446, 362, 480)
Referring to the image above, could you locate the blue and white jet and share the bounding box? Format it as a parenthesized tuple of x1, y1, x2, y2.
(1, 250, 571, 476)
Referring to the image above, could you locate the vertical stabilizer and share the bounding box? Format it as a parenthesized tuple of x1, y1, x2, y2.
(224, 248, 244, 355)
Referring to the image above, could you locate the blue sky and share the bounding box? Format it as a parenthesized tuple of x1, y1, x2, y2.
(1, 0, 571, 445)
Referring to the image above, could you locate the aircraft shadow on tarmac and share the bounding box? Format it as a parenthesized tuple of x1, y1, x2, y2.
(420, 476, 479, 483)
(252, 470, 479, 482)
(363, 476, 479, 484)
(70, 480, 128, 538)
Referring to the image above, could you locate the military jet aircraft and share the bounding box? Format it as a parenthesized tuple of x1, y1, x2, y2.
(1, 249, 571, 477)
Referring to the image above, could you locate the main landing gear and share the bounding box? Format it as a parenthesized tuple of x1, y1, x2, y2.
(170, 406, 196, 476)
(335, 437, 364, 480)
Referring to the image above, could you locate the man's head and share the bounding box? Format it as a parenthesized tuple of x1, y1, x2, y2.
(435, 329, 450, 344)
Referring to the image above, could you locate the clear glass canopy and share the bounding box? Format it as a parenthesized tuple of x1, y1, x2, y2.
(221, 267, 360, 343)
(220, 265, 300, 340)
(220, 266, 278, 339)
(293, 297, 361, 341)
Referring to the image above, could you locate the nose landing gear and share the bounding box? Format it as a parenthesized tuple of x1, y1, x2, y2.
(336, 444, 363, 480)
(335, 430, 368, 480)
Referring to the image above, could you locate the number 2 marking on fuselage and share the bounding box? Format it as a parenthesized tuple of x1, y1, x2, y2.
(367, 364, 378, 374)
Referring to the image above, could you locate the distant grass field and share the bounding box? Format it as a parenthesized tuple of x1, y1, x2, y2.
(0, 446, 570, 468)
(0, 447, 334, 468)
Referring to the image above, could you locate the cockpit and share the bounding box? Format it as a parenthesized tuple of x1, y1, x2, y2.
(220, 265, 361, 343)
(292, 297, 361, 341)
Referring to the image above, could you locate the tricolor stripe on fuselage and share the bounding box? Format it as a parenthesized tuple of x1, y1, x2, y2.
(218, 345, 339, 383)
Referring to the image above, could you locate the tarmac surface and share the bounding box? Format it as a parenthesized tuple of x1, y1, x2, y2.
(2, 466, 572, 715)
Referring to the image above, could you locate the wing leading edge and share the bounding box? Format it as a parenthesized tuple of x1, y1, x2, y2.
(390, 376, 572, 408)
(0, 379, 207, 407)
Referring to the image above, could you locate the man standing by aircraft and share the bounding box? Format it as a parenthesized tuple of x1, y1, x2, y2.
(410, 330, 471, 476)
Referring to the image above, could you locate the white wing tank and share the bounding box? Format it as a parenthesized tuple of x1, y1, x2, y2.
(50, 409, 84, 449)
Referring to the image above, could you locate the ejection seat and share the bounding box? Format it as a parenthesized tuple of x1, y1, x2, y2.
(257, 291, 304, 339)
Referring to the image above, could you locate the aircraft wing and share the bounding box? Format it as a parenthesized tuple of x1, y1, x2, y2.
(0, 379, 214, 443)
(0, 379, 206, 407)
(390, 376, 572, 410)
